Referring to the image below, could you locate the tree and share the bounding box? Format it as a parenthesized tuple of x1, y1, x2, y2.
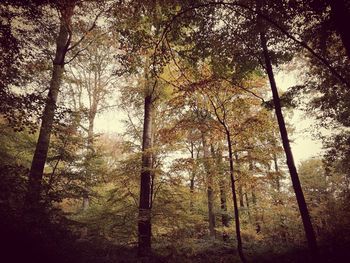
(26, 0, 78, 212)
(64, 30, 119, 210)
(258, 18, 319, 261)
(25, 0, 110, 212)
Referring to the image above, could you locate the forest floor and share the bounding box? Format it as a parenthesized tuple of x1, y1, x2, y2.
(2, 212, 350, 263)
(3, 223, 350, 263)
(71, 238, 350, 263)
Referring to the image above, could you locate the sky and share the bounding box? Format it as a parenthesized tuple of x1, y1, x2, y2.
(94, 71, 324, 166)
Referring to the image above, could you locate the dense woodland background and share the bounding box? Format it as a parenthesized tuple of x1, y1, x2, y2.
(1, 0, 350, 262)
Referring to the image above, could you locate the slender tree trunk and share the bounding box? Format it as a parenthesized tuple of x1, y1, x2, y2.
(202, 133, 216, 238)
(207, 187, 215, 238)
(235, 153, 244, 208)
(190, 175, 195, 210)
(138, 91, 153, 257)
(219, 179, 229, 240)
(260, 31, 319, 258)
(215, 145, 229, 241)
(150, 127, 155, 209)
(329, 0, 350, 59)
(211, 145, 229, 241)
(190, 142, 196, 211)
(26, 7, 74, 210)
(225, 129, 246, 263)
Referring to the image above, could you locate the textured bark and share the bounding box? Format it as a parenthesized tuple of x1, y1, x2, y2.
(201, 133, 216, 238)
(225, 129, 246, 263)
(138, 93, 153, 257)
(260, 31, 319, 258)
(26, 6, 74, 209)
(329, 0, 350, 59)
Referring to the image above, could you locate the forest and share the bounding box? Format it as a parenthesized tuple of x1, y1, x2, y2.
(1, 0, 350, 262)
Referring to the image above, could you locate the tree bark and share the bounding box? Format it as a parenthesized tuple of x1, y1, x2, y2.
(225, 129, 246, 263)
(201, 133, 216, 238)
(260, 31, 319, 258)
(215, 144, 229, 241)
(189, 142, 196, 211)
(235, 153, 244, 208)
(329, 0, 350, 59)
(26, 6, 74, 210)
(138, 92, 153, 257)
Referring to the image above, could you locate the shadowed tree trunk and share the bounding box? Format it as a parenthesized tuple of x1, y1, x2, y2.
(202, 133, 216, 238)
(225, 128, 246, 263)
(260, 30, 319, 259)
(189, 141, 196, 211)
(138, 67, 156, 256)
(26, 4, 75, 210)
(214, 144, 229, 241)
(206, 91, 246, 262)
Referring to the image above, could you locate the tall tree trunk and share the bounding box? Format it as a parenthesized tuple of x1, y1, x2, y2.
(26, 6, 74, 210)
(225, 129, 246, 263)
(138, 90, 154, 256)
(215, 144, 229, 241)
(260, 31, 319, 258)
(150, 123, 155, 209)
(201, 133, 216, 238)
(190, 174, 195, 210)
(189, 142, 196, 211)
(329, 0, 350, 59)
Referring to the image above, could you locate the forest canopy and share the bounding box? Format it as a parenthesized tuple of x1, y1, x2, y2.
(0, 0, 349, 262)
